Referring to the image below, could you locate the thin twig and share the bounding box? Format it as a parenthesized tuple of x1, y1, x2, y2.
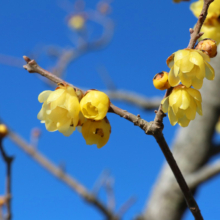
(117, 196, 136, 218)
(0, 139, 14, 220)
(23, 56, 203, 219)
(8, 130, 119, 220)
(187, 0, 214, 49)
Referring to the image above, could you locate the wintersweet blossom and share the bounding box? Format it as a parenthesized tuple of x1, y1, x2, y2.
(199, 22, 220, 45)
(161, 86, 202, 127)
(167, 49, 215, 89)
(190, 0, 220, 22)
(81, 118, 111, 148)
(80, 90, 110, 121)
(37, 84, 80, 136)
(153, 71, 170, 90)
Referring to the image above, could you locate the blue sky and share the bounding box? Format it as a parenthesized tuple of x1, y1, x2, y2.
(0, 0, 219, 219)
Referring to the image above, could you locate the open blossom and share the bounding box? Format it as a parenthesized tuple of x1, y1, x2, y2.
(190, 0, 220, 22)
(161, 86, 202, 127)
(80, 90, 110, 121)
(167, 49, 215, 89)
(37, 84, 80, 136)
(153, 71, 170, 90)
(82, 118, 111, 148)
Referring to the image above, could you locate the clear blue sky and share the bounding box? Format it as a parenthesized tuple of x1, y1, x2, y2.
(0, 0, 219, 219)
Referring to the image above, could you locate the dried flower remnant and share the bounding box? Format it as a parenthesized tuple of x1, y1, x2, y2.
(37, 84, 80, 136)
(153, 71, 171, 90)
(167, 49, 215, 89)
(161, 86, 202, 127)
(80, 90, 110, 121)
(82, 118, 111, 148)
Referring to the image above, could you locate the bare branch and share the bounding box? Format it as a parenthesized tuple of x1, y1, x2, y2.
(23, 56, 203, 220)
(210, 144, 220, 156)
(185, 160, 220, 189)
(8, 130, 119, 220)
(0, 139, 14, 220)
(117, 196, 136, 218)
(187, 0, 214, 49)
(107, 90, 161, 110)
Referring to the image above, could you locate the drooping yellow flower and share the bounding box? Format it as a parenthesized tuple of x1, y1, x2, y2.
(161, 86, 202, 127)
(153, 71, 171, 90)
(167, 49, 215, 89)
(37, 84, 80, 136)
(68, 15, 85, 30)
(82, 118, 111, 148)
(80, 90, 110, 121)
(190, 0, 220, 22)
(199, 22, 220, 45)
(195, 38, 217, 58)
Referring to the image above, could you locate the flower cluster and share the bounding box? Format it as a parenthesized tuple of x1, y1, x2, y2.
(153, 44, 216, 127)
(190, 0, 220, 44)
(37, 84, 111, 148)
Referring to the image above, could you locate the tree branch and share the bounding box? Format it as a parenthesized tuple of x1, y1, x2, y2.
(8, 130, 119, 220)
(0, 139, 14, 220)
(187, 0, 214, 49)
(185, 160, 220, 189)
(23, 56, 203, 220)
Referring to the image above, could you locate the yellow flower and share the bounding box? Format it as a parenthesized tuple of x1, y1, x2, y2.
(190, 0, 220, 22)
(68, 15, 85, 30)
(81, 118, 111, 148)
(37, 84, 80, 136)
(80, 90, 110, 121)
(153, 71, 171, 90)
(161, 86, 202, 127)
(200, 22, 220, 45)
(195, 38, 217, 58)
(167, 49, 215, 89)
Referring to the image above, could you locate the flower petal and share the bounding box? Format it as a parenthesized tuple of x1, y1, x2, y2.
(178, 115, 190, 127)
(192, 77, 203, 89)
(180, 90, 190, 110)
(168, 67, 180, 87)
(186, 88, 202, 101)
(47, 89, 65, 104)
(189, 51, 203, 66)
(168, 107, 177, 126)
(38, 91, 52, 103)
(205, 61, 215, 80)
(179, 71, 192, 87)
(161, 97, 169, 113)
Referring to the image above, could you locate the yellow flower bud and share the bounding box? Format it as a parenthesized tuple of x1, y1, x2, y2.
(82, 118, 111, 148)
(161, 85, 202, 127)
(68, 15, 85, 30)
(37, 84, 80, 136)
(0, 124, 8, 138)
(80, 90, 110, 121)
(196, 39, 217, 58)
(167, 49, 215, 89)
(153, 71, 171, 90)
